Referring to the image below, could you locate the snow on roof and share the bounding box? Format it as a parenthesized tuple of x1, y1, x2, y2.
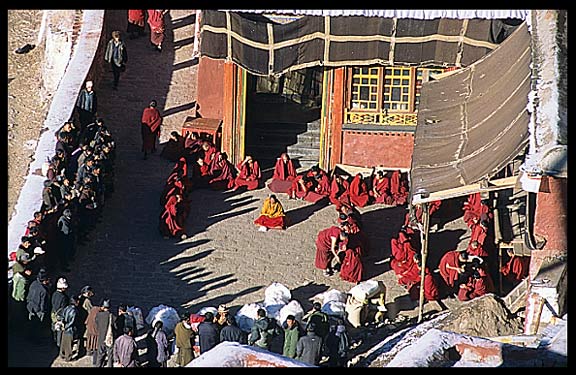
(186, 341, 315, 367)
(221, 9, 529, 20)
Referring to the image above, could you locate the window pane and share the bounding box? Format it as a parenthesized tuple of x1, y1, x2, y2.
(393, 78, 400, 85)
(402, 69, 410, 76)
(360, 86, 369, 100)
(384, 103, 390, 109)
(394, 69, 401, 75)
(361, 78, 368, 84)
(361, 67, 368, 74)
(402, 79, 409, 85)
(385, 79, 391, 85)
(392, 103, 398, 109)
(402, 87, 409, 93)
(369, 102, 377, 109)
(370, 68, 378, 75)
(370, 78, 377, 85)
(384, 95, 390, 101)
(402, 95, 409, 102)
(385, 68, 392, 75)
(352, 94, 358, 100)
(391, 87, 401, 101)
(371, 86, 378, 93)
(384, 87, 390, 93)
(370, 94, 377, 101)
(353, 68, 360, 75)
(353, 78, 359, 84)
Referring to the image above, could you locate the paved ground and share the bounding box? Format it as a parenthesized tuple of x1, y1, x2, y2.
(7, 10, 467, 367)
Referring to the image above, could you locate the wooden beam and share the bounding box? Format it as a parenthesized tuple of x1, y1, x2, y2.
(417, 202, 430, 323)
(411, 175, 519, 205)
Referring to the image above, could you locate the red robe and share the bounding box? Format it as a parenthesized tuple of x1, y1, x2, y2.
(408, 267, 440, 302)
(314, 226, 341, 270)
(234, 161, 262, 190)
(466, 241, 489, 257)
(470, 222, 488, 246)
(141, 107, 162, 153)
(501, 256, 531, 284)
(329, 177, 350, 210)
(457, 268, 495, 301)
(268, 157, 297, 193)
(208, 157, 235, 190)
(159, 195, 187, 237)
(348, 174, 370, 208)
(390, 170, 409, 206)
(339, 237, 364, 283)
(128, 10, 145, 26)
(304, 171, 331, 203)
(370, 175, 392, 204)
(438, 250, 463, 288)
(397, 258, 421, 288)
(147, 10, 166, 45)
(390, 231, 417, 277)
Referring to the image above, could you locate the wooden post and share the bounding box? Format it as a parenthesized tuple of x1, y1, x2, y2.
(417, 202, 430, 323)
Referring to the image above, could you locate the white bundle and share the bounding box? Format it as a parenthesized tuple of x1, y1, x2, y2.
(322, 289, 348, 305)
(235, 303, 264, 333)
(127, 306, 145, 330)
(321, 300, 346, 317)
(349, 280, 385, 302)
(197, 306, 218, 317)
(278, 300, 305, 325)
(264, 282, 291, 306)
(145, 304, 180, 337)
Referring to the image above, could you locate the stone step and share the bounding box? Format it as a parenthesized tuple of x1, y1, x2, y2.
(286, 145, 320, 158)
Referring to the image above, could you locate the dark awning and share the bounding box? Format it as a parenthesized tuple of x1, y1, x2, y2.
(199, 10, 514, 76)
(410, 22, 531, 203)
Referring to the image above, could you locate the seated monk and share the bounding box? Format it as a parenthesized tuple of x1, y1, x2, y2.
(457, 262, 495, 302)
(463, 193, 494, 228)
(438, 249, 469, 290)
(287, 165, 330, 203)
(466, 240, 488, 258)
(338, 234, 364, 284)
(500, 248, 531, 286)
(390, 170, 409, 206)
(253, 194, 287, 232)
(370, 170, 393, 205)
(159, 193, 188, 240)
(208, 152, 235, 190)
(267, 153, 297, 194)
(469, 219, 489, 246)
(183, 132, 204, 162)
(408, 253, 440, 302)
(390, 228, 418, 277)
(200, 140, 217, 169)
(160, 131, 186, 162)
(329, 174, 351, 210)
(315, 224, 347, 276)
(233, 155, 262, 191)
(348, 173, 370, 208)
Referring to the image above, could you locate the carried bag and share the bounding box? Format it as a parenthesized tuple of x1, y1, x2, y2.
(105, 313, 114, 347)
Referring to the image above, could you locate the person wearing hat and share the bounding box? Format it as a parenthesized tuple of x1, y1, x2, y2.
(140, 99, 163, 159)
(26, 269, 52, 338)
(95, 299, 116, 367)
(215, 304, 229, 330)
(50, 277, 70, 347)
(303, 302, 330, 346)
(78, 285, 95, 357)
(173, 311, 195, 367)
(295, 321, 323, 366)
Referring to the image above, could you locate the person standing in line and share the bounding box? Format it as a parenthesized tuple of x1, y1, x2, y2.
(104, 30, 128, 90)
(127, 10, 146, 39)
(78, 285, 95, 357)
(141, 100, 162, 159)
(174, 312, 195, 367)
(282, 315, 303, 359)
(295, 322, 323, 366)
(95, 300, 116, 367)
(147, 10, 168, 52)
(153, 320, 170, 367)
(26, 269, 51, 338)
(59, 295, 81, 362)
(10, 263, 33, 326)
(114, 327, 139, 367)
(219, 315, 247, 345)
(324, 319, 350, 367)
(197, 311, 219, 354)
(50, 277, 69, 347)
(248, 308, 282, 351)
(76, 80, 98, 129)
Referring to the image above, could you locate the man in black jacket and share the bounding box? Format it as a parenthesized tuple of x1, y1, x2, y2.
(295, 322, 323, 366)
(197, 311, 219, 354)
(60, 295, 81, 361)
(95, 300, 116, 367)
(50, 277, 69, 347)
(76, 80, 98, 128)
(26, 269, 51, 338)
(219, 315, 247, 344)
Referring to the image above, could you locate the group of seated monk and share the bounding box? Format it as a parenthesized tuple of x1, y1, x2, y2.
(159, 157, 191, 240)
(314, 204, 368, 284)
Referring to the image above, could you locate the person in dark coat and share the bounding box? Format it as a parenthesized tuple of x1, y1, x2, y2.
(114, 304, 137, 338)
(114, 327, 139, 367)
(57, 208, 75, 271)
(219, 315, 247, 344)
(26, 269, 51, 337)
(197, 311, 219, 354)
(282, 315, 303, 359)
(59, 295, 81, 361)
(324, 319, 350, 367)
(95, 300, 116, 367)
(50, 277, 69, 347)
(76, 80, 98, 128)
(295, 322, 323, 366)
(153, 320, 170, 367)
(104, 30, 128, 90)
(248, 308, 281, 351)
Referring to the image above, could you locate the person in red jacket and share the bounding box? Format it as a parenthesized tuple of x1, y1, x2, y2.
(315, 225, 347, 276)
(408, 253, 440, 302)
(127, 10, 146, 39)
(339, 235, 364, 284)
(141, 100, 162, 159)
(147, 10, 169, 52)
(438, 249, 469, 290)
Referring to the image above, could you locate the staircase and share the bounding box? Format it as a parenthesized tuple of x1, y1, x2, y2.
(245, 119, 320, 172)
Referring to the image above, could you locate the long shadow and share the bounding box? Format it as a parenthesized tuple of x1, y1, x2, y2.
(173, 57, 198, 71)
(290, 281, 331, 310)
(163, 100, 196, 117)
(173, 35, 195, 49)
(185, 286, 264, 314)
(430, 196, 467, 231)
(285, 199, 329, 227)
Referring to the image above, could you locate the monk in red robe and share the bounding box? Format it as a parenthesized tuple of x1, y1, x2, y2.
(208, 152, 235, 190)
(141, 100, 162, 159)
(127, 10, 146, 39)
(315, 225, 347, 276)
(390, 170, 409, 206)
(457, 266, 495, 302)
(501, 248, 530, 286)
(408, 253, 440, 302)
(254, 194, 286, 231)
(160, 131, 186, 162)
(147, 9, 168, 51)
(348, 173, 371, 208)
(329, 174, 351, 210)
(233, 155, 262, 191)
(287, 165, 329, 203)
(463, 193, 493, 228)
(390, 229, 418, 277)
(438, 249, 469, 289)
(466, 240, 488, 258)
(470, 219, 489, 246)
(268, 153, 297, 194)
(159, 194, 188, 240)
(370, 170, 393, 205)
(339, 235, 364, 283)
